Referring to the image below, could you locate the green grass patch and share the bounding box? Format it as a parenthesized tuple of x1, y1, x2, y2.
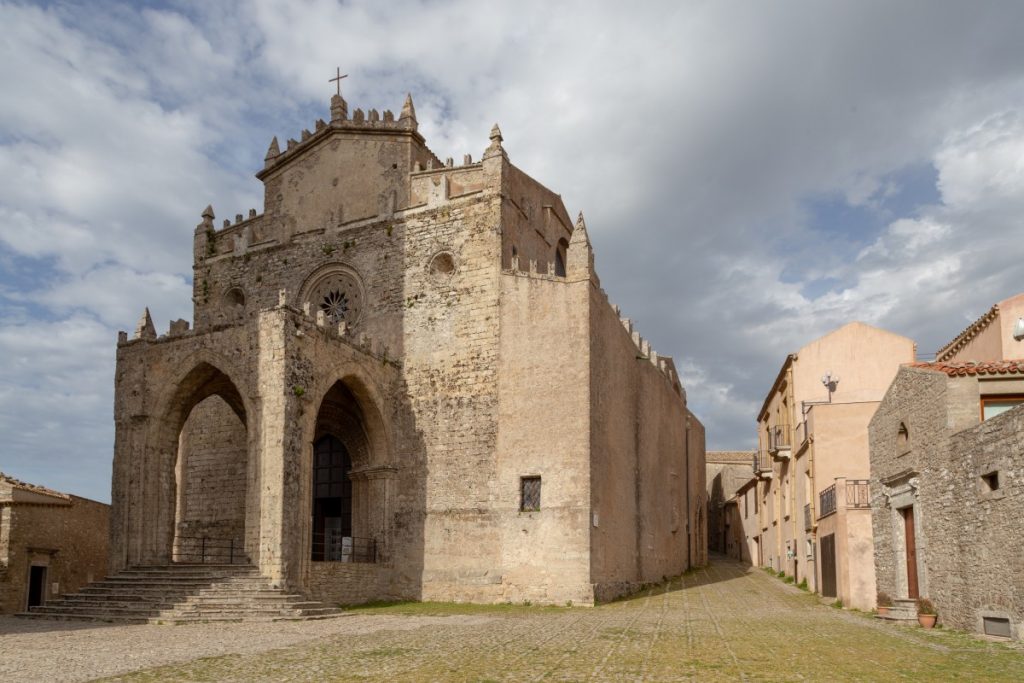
(345, 600, 568, 616)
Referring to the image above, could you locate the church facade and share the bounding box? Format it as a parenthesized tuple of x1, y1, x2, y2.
(110, 89, 706, 606)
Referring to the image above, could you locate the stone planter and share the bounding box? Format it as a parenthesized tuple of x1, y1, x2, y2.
(918, 614, 937, 629)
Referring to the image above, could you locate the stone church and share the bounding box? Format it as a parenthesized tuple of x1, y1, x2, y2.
(109, 87, 707, 607)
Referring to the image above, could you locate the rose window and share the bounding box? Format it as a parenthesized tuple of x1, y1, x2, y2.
(304, 268, 363, 326)
(321, 290, 350, 323)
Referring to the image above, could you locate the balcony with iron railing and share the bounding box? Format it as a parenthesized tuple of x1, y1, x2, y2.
(819, 484, 837, 518)
(818, 479, 871, 520)
(846, 479, 871, 508)
(752, 450, 773, 478)
(769, 424, 792, 459)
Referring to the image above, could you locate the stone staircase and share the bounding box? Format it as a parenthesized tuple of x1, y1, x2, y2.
(17, 564, 344, 624)
(877, 598, 919, 624)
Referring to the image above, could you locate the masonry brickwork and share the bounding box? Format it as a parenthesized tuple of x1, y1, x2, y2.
(0, 475, 109, 614)
(107, 90, 706, 607)
(870, 363, 1024, 639)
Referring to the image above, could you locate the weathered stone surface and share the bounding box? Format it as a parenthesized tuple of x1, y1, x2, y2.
(0, 475, 109, 614)
(870, 364, 1024, 639)
(104, 90, 706, 610)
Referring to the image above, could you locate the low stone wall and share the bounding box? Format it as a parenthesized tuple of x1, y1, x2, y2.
(306, 562, 394, 606)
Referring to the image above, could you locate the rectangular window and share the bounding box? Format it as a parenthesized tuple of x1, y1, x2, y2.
(744, 492, 749, 519)
(981, 395, 1024, 421)
(983, 616, 1012, 638)
(520, 476, 541, 512)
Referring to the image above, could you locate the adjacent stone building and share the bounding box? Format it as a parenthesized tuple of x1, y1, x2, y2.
(870, 294, 1024, 639)
(745, 322, 915, 610)
(0, 473, 109, 613)
(106, 88, 706, 608)
(705, 451, 754, 560)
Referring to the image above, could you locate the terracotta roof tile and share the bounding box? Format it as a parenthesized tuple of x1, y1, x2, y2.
(0, 472, 72, 501)
(909, 359, 1024, 377)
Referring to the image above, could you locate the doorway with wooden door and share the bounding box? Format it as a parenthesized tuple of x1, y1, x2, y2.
(902, 506, 919, 599)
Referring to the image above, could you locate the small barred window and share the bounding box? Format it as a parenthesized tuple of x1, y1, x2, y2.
(520, 476, 541, 512)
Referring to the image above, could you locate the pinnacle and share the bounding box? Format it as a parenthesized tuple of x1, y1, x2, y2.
(400, 93, 417, 122)
(201, 205, 215, 219)
(490, 123, 503, 142)
(265, 136, 280, 160)
(134, 307, 157, 341)
(570, 211, 591, 246)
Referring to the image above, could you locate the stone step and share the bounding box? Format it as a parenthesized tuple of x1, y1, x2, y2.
(17, 563, 341, 623)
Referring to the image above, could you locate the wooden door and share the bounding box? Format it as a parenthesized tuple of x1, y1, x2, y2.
(903, 507, 919, 599)
(820, 534, 837, 598)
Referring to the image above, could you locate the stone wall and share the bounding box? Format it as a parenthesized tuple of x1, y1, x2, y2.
(306, 561, 394, 606)
(0, 496, 109, 613)
(935, 403, 1024, 636)
(175, 395, 248, 563)
(871, 365, 1024, 638)
(706, 452, 755, 555)
(869, 367, 948, 607)
(589, 282, 700, 600)
(494, 271, 592, 606)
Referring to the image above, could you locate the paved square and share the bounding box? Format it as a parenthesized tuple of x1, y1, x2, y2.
(2, 558, 1021, 681)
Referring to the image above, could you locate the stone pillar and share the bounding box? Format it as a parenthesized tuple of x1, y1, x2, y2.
(255, 309, 293, 586)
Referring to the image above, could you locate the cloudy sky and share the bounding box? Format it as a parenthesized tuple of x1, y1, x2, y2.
(2, 0, 1024, 502)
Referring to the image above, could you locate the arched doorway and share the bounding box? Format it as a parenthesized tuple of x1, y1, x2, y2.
(155, 362, 252, 566)
(311, 381, 380, 563)
(311, 435, 353, 560)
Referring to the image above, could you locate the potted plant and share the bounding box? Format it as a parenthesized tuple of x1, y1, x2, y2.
(876, 592, 893, 617)
(916, 597, 937, 629)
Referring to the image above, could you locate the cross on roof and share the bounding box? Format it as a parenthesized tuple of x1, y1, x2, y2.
(329, 68, 348, 97)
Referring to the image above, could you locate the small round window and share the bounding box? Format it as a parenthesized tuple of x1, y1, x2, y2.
(429, 251, 456, 278)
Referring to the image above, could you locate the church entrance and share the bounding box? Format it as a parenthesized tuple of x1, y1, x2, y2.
(310, 380, 380, 564)
(311, 435, 353, 561)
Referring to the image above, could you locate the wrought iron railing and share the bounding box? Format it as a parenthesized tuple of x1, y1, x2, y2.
(752, 450, 773, 476)
(311, 531, 377, 563)
(846, 480, 871, 508)
(819, 484, 837, 518)
(770, 425, 792, 453)
(174, 536, 247, 564)
(804, 503, 813, 531)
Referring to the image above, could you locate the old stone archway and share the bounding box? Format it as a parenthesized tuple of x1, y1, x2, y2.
(310, 380, 384, 563)
(149, 362, 255, 566)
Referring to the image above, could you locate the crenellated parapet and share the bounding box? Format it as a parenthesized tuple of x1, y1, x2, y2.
(258, 92, 440, 180)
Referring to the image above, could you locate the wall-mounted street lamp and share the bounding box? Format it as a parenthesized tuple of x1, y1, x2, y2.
(821, 371, 840, 403)
(1013, 317, 1024, 342)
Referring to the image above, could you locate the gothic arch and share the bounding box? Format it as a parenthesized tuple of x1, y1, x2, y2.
(144, 358, 257, 566)
(301, 367, 393, 565)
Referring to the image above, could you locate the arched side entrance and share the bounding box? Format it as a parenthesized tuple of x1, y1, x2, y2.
(310, 381, 380, 563)
(174, 394, 248, 563)
(148, 361, 256, 566)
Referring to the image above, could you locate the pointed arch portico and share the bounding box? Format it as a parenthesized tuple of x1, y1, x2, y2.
(129, 352, 259, 569)
(295, 367, 396, 578)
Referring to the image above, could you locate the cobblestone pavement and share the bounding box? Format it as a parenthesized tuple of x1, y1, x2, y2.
(2, 557, 1022, 681)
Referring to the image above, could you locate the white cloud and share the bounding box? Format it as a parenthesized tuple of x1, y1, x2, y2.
(4, 0, 1024, 496)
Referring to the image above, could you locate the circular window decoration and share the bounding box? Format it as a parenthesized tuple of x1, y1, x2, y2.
(300, 265, 364, 326)
(429, 251, 457, 279)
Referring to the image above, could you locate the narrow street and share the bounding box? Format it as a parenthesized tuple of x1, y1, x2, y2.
(2, 556, 1021, 681)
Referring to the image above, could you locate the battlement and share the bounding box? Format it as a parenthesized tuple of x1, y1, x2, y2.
(617, 307, 684, 397)
(257, 93, 442, 180)
(117, 289, 399, 367)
